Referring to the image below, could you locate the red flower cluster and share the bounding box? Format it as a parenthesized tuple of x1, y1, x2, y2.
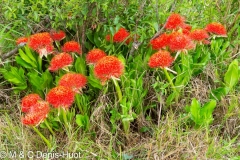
(50, 30, 66, 41)
(21, 94, 50, 126)
(46, 86, 75, 109)
(16, 37, 28, 45)
(22, 101, 50, 126)
(28, 32, 54, 58)
(62, 41, 81, 54)
(86, 49, 107, 64)
(94, 56, 124, 83)
(148, 50, 174, 68)
(165, 13, 185, 30)
(168, 31, 193, 51)
(150, 33, 169, 50)
(190, 29, 209, 41)
(113, 28, 130, 43)
(205, 22, 227, 36)
(21, 93, 42, 113)
(48, 52, 73, 71)
(59, 73, 87, 93)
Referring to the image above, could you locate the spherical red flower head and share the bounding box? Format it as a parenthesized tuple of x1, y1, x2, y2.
(16, 37, 28, 45)
(59, 73, 87, 93)
(86, 49, 107, 64)
(94, 56, 124, 83)
(62, 41, 81, 54)
(190, 29, 209, 41)
(22, 101, 50, 126)
(48, 52, 73, 71)
(165, 13, 185, 30)
(150, 33, 169, 50)
(205, 22, 227, 36)
(113, 28, 130, 43)
(28, 32, 53, 58)
(148, 50, 174, 68)
(21, 94, 42, 113)
(50, 30, 66, 41)
(46, 86, 75, 109)
(168, 32, 192, 51)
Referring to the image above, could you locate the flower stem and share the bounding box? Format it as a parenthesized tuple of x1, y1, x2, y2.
(32, 126, 51, 149)
(112, 78, 122, 102)
(163, 67, 176, 92)
(44, 120, 55, 136)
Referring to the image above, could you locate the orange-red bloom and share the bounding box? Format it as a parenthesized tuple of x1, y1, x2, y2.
(86, 48, 107, 64)
(59, 73, 87, 93)
(48, 52, 73, 71)
(148, 50, 174, 68)
(62, 41, 81, 54)
(150, 33, 169, 50)
(28, 32, 53, 58)
(190, 29, 209, 41)
(205, 22, 227, 36)
(46, 86, 75, 109)
(16, 37, 28, 45)
(94, 56, 124, 83)
(21, 93, 42, 113)
(168, 32, 192, 51)
(165, 13, 185, 30)
(113, 27, 130, 43)
(50, 30, 66, 41)
(22, 101, 50, 126)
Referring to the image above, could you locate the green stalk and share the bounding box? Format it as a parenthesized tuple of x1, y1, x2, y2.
(163, 68, 176, 92)
(62, 108, 69, 128)
(75, 94, 84, 114)
(44, 120, 55, 135)
(112, 78, 122, 102)
(33, 126, 51, 149)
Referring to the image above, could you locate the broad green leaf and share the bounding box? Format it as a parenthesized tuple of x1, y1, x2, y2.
(201, 100, 216, 121)
(76, 114, 89, 130)
(87, 75, 102, 89)
(75, 57, 86, 75)
(210, 87, 228, 100)
(190, 98, 201, 123)
(15, 56, 32, 69)
(224, 59, 239, 90)
(19, 49, 37, 68)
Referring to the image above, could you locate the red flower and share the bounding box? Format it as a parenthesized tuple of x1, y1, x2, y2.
(94, 56, 124, 83)
(205, 22, 227, 36)
(113, 28, 130, 43)
(190, 29, 209, 41)
(165, 13, 185, 30)
(16, 37, 28, 45)
(21, 94, 42, 113)
(148, 50, 174, 68)
(50, 30, 66, 41)
(180, 23, 192, 31)
(59, 73, 87, 93)
(46, 86, 75, 109)
(168, 32, 192, 51)
(86, 48, 107, 64)
(28, 32, 53, 58)
(48, 52, 73, 71)
(22, 101, 50, 126)
(150, 33, 169, 50)
(62, 41, 81, 54)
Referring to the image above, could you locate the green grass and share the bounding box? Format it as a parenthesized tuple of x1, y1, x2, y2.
(0, 0, 240, 159)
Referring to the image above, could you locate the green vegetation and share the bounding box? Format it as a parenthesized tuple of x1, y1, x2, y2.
(0, 0, 239, 159)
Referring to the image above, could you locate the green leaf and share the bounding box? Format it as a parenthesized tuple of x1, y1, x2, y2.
(210, 87, 228, 100)
(76, 114, 89, 131)
(87, 75, 102, 89)
(224, 59, 239, 90)
(201, 100, 216, 122)
(18, 49, 37, 68)
(190, 98, 201, 123)
(15, 56, 32, 69)
(75, 57, 86, 75)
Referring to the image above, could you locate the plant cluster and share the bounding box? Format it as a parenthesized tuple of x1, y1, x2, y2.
(0, 8, 239, 152)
